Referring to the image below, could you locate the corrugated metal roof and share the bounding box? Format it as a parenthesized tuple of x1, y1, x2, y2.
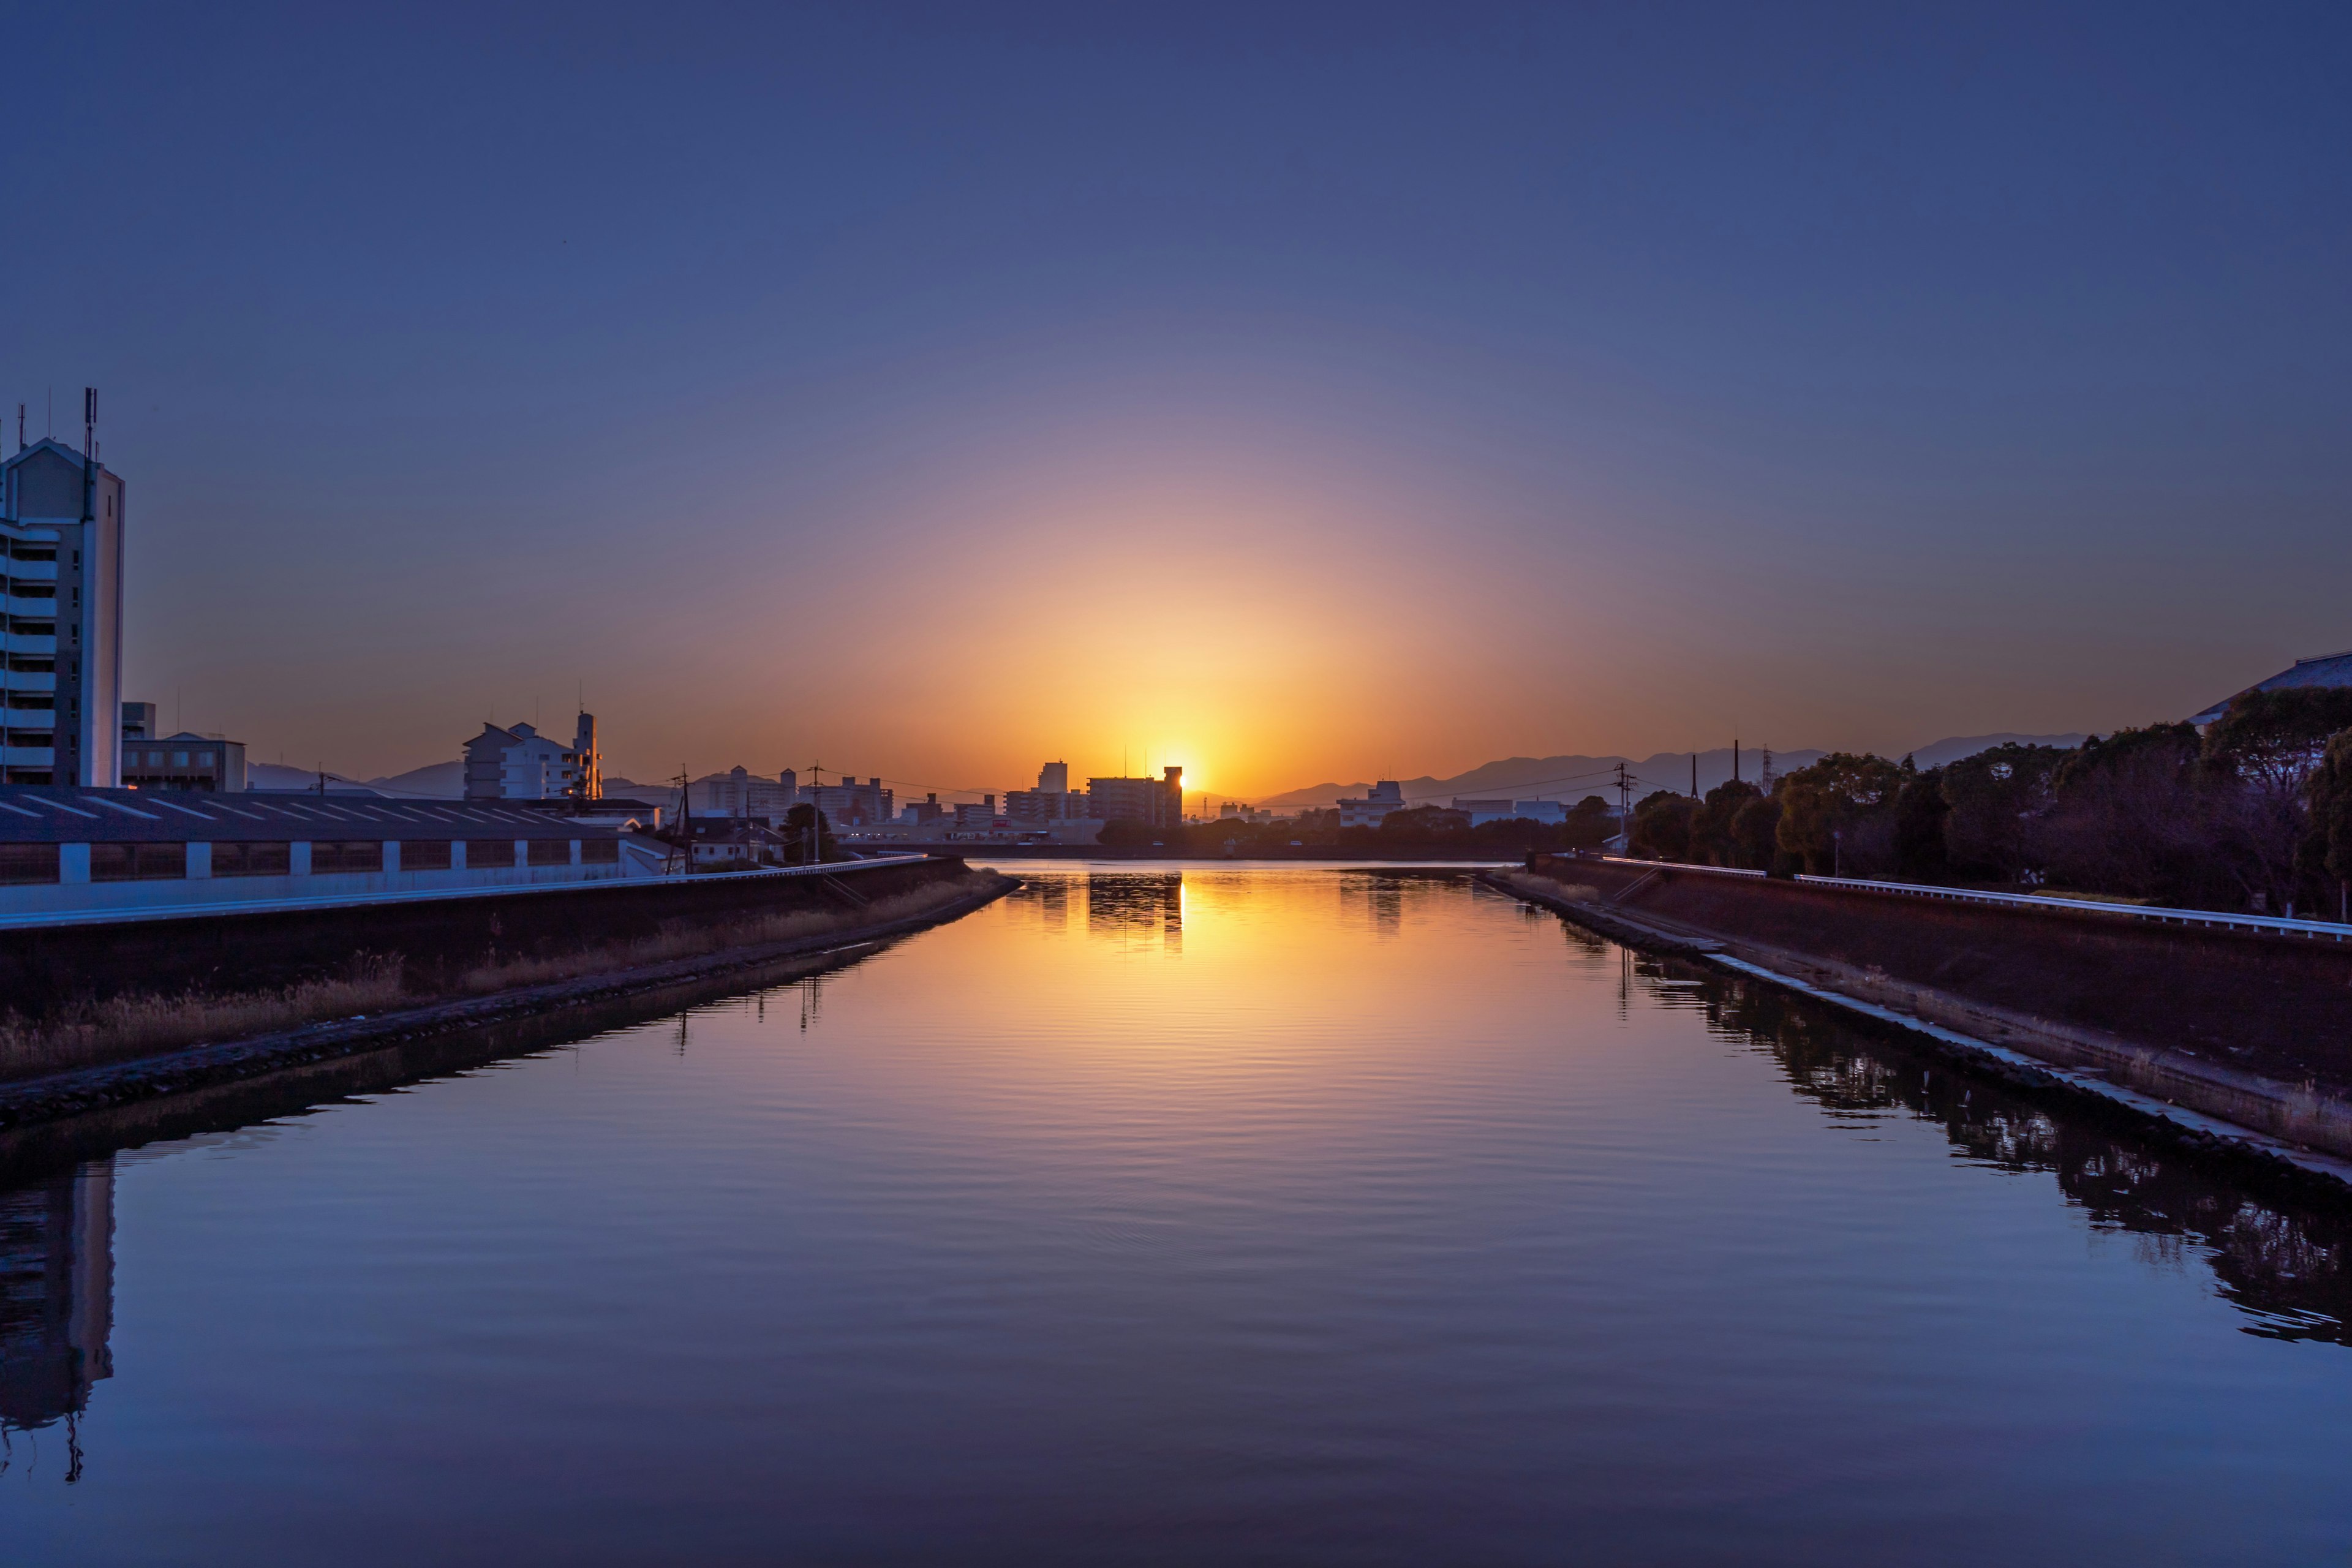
(0, 786, 629, 843)
(2190, 650, 2352, 725)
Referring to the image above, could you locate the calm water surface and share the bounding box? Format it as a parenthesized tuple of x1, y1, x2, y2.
(4, 866, 2350, 1564)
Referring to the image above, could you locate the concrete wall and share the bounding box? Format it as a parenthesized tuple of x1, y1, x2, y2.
(0, 854, 967, 1019)
(1531, 855, 2352, 1096)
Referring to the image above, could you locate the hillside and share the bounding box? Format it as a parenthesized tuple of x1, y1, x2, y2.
(1261, 734, 2087, 810)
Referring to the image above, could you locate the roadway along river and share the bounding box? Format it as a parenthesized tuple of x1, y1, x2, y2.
(5, 866, 2350, 1564)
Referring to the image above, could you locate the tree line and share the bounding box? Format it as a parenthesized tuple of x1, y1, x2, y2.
(1626, 688, 2352, 919)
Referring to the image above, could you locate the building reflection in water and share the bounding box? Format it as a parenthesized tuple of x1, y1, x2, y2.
(1340, 871, 1449, 938)
(1086, 873, 1183, 952)
(1610, 944, 2352, 1343)
(0, 1158, 115, 1479)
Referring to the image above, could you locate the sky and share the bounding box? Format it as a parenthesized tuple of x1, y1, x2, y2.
(6, 2, 2350, 800)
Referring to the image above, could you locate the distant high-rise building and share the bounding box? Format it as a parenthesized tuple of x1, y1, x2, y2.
(1086, 766, 1183, 828)
(806, 775, 893, 826)
(0, 1159, 113, 1435)
(121, 701, 157, 744)
(2, 424, 126, 787)
(694, 766, 797, 822)
(1002, 760, 1079, 823)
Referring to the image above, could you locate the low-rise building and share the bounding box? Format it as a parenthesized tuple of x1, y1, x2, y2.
(123, 731, 247, 793)
(1336, 780, 1406, 828)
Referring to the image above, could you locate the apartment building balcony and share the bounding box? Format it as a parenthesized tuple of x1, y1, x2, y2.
(1, 630, 58, 654)
(1, 557, 57, 581)
(1, 668, 55, 692)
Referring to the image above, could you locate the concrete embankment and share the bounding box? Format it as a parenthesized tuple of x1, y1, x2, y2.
(0, 853, 974, 1020)
(0, 863, 1015, 1160)
(1486, 857, 2352, 1182)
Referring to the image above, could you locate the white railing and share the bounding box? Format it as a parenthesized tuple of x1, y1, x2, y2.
(1559, 853, 2352, 943)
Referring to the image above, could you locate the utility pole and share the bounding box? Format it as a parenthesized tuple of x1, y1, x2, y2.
(1615, 762, 1632, 851)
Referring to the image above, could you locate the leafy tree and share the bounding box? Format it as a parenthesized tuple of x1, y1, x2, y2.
(1891, 760, 1950, 881)
(2204, 688, 2352, 796)
(1378, 805, 1469, 837)
(1629, 790, 1696, 861)
(1939, 744, 2068, 884)
(779, 804, 838, 864)
(1776, 753, 1903, 876)
(2203, 689, 2352, 914)
(1730, 794, 1784, 873)
(1686, 779, 1760, 866)
(2301, 729, 2352, 919)
(2041, 724, 2225, 905)
(1557, 796, 1616, 852)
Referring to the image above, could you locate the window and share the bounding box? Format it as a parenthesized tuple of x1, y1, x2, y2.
(9, 583, 53, 599)
(8, 543, 55, 562)
(211, 841, 291, 878)
(89, 842, 187, 882)
(7, 730, 54, 748)
(0, 843, 59, 885)
(6, 693, 53, 710)
(309, 840, 384, 874)
(466, 839, 518, 869)
(526, 839, 571, 867)
(580, 839, 620, 865)
(399, 840, 453, 871)
(7, 619, 53, 636)
(173, 751, 189, 767)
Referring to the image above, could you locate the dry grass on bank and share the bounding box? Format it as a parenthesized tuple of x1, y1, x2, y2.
(1493, 871, 1600, 903)
(0, 870, 1008, 1087)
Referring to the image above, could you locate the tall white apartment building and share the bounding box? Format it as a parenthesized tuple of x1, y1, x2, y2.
(1, 415, 126, 788)
(462, 714, 601, 801)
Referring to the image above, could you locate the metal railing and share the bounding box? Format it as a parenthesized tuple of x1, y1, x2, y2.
(1555, 853, 2352, 944)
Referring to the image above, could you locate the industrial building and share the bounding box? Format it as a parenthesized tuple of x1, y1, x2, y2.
(0, 785, 665, 924)
(1, 408, 125, 789)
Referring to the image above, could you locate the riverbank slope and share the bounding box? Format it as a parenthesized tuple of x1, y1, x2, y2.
(1490, 856, 2352, 1176)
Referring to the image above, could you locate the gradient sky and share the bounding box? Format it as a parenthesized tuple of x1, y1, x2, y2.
(8, 3, 2350, 798)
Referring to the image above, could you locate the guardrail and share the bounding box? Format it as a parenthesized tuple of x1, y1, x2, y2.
(1550, 853, 2352, 944)
(0, 853, 940, 933)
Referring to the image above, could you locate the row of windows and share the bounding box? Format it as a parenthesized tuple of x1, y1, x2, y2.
(0, 839, 622, 886)
(1, 581, 55, 599)
(5, 619, 56, 637)
(126, 748, 214, 768)
(4, 543, 56, 562)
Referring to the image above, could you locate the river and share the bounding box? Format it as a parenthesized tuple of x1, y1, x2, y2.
(3, 865, 2348, 1564)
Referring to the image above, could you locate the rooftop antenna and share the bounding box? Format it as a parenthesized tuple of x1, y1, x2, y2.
(14, 403, 21, 452)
